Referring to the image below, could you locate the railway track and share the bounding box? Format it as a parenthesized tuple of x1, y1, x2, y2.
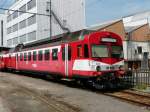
(104, 90, 150, 107)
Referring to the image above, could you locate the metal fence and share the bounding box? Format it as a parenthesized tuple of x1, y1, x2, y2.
(123, 70, 150, 87)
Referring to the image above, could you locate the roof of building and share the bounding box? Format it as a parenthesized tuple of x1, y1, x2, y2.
(87, 19, 122, 31)
(125, 24, 148, 33)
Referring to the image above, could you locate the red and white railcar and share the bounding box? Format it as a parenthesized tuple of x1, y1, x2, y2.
(0, 31, 125, 88)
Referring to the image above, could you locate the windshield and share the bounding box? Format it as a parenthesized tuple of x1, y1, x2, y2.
(111, 46, 123, 58)
(92, 45, 109, 58)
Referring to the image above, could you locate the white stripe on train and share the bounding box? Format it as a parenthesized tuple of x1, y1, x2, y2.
(73, 59, 124, 71)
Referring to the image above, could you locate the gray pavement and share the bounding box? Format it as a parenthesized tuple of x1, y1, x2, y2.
(0, 72, 149, 112)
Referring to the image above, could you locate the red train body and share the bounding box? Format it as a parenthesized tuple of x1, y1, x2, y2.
(0, 31, 125, 88)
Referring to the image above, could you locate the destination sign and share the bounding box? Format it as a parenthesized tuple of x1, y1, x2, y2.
(101, 38, 117, 42)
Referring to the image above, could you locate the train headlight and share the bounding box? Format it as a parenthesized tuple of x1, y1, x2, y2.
(96, 66, 101, 72)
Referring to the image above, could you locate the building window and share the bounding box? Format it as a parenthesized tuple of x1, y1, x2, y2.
(27, 0, 36, 10)
(7, 27, 12, 34)
(137, 46, 142, 54)
(52, 49, 58, 60)
(12, 11, 18, 19)
(12, 23, 18, 32)
(28, 52, 31, 61)
(44, 49, 50, 60)
(19, 34, 27, 43)
(7, 39, 12, 46)
(28, 31, 36, 41)
(33, 51, 36, 61)
(13, 37, 18, 45)
(27, 15, 36, 26)
(19, 20, 26, 29)
(7, 15, 11, 22)
(19, 4, 26, 15)
(38, 50, 43, 61)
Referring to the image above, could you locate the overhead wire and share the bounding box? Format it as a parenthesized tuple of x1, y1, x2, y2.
(0, 0, 103, 17)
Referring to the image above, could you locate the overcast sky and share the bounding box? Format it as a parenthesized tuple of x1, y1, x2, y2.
(1, 0, 150, 26)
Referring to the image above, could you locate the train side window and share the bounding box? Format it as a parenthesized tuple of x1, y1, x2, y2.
(52, 49, 58, 60)
(38, 50, 43, 61)
(62, 46, 71, 61)
(68, 46, 71, 60)
(24, 53, 27, 61)
(84, 44, 89, 58)
(77, 45, 82, 58)
(33, 51, 37, 61)
(44, 49, 50, 60)
(62, 48, 65, 60)
(9, 55, 11, 59)
(16, 54, 18, 61)
(28, 52, 31, 61)
(20, 53, 23, 61)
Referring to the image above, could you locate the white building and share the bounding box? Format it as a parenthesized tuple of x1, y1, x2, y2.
(123, 10, 150, 27)
(123, 11, 150, 69)
(0, 13, 6, 46)
(5, 0, 85, 47)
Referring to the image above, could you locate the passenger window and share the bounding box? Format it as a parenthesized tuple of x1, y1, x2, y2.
(28, 52, 31, 61)
(9, 55, 11, 59)
(16, 54, 18, 61)
(62, 48, 65, 60)
(62, 46, 71, 61)
(77, 45, 82, 58)
(38, 50, 43, 61)
(20, 53, 23, 61)
(24, 53, 27, 61)
(84, 44, 89, 58)
(52, 49, 58, 60)
(33, 51, 37, 61)
(44, 49, 50, 60)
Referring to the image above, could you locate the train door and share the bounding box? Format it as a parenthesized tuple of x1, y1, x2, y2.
(15, 54, 18, 70)
(61, 44, 72, 78)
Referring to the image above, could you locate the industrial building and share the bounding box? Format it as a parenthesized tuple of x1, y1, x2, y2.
(5, 0, 85, 47)
(125, 24, 150, 69)
(123, 11, 150, 69)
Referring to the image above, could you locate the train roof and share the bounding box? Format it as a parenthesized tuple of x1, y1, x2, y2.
(0, 47, 11, 52)
(18, 29, 92, 49)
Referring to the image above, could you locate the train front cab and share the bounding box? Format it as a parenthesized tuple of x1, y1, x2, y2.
(71, 31, 125, 88)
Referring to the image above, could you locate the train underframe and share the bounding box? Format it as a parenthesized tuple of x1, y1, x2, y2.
(75, 72, 125, 90)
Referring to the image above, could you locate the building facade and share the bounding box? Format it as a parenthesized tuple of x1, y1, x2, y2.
(5, 0, 85, 47)
(123, 11, 150, 69)
(125, 24, 150, 69)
